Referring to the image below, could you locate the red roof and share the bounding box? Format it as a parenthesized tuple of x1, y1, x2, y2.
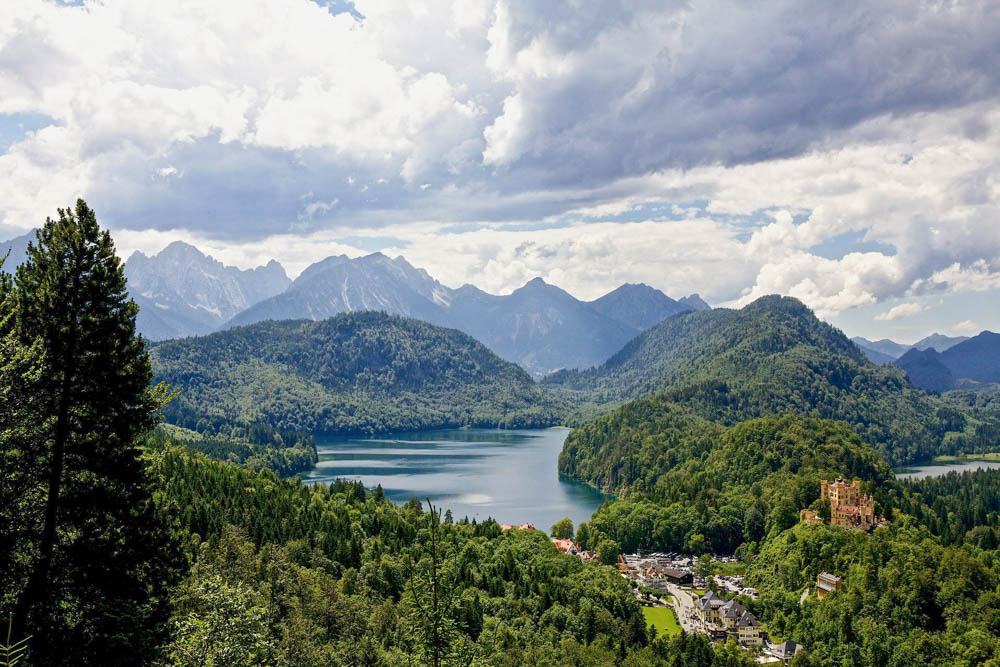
(551, 538, 577, 553)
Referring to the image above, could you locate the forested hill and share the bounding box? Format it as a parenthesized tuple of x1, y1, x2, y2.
(547, 295, 978, 465)
(566, 414, 892, 553)
(151, 311, 562, 434)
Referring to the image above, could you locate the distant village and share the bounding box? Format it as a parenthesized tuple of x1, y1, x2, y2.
(538, 477, 883, 663)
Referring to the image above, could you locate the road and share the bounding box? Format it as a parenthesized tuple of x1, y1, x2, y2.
(667, 583, 704, 635)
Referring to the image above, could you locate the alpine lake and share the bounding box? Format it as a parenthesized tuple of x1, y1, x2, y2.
(302, 427, 610, 530)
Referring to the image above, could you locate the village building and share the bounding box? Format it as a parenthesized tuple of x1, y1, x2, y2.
(550, 537, 578, 554)
(637, 567, 668, 592)
(662, 568, 692, 585)
(696, 590, 726, 626)
(816, 572, 842, 599)
(719, 599, 747, 630)
(736, 609, 762, 645)
(770, 640, 805, 662)
(637, 566, 692, 591)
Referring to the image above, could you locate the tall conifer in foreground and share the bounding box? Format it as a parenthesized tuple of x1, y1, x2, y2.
(0, 255, 47, 644)
(5, 200, 178, 665)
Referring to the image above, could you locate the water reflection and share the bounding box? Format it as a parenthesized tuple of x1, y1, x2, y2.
(303, 428, 610, 530)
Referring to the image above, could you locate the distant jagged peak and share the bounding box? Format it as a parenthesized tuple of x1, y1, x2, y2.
(679, 293, 711, 310)
(512, 276, 575, 299)
(912, 332, 970, 352)
(128, 239, 287, 276)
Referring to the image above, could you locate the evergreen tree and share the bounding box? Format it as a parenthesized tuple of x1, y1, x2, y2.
(0, 257, 47, 627)
(6, 201, 179, 664)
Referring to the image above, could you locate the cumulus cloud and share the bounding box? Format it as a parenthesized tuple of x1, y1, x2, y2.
(2, 0, 1000, 331)
(875, 302, 929, 321)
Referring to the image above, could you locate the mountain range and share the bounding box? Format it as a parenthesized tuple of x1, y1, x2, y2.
(852, 333, 970, 364)
(225, 251, 709, 375)
(125, 241, 291, 339)
(2, 233, 709, 374)
(894, 331, 1000, 392)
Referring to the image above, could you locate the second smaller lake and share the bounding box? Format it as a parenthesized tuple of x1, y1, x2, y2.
(895, 459, 1000, 480)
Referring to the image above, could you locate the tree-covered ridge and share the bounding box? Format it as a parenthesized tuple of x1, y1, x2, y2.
(151, 312, 563, 435)
(549, 295, 984, 465)
(743, 521, 1000, 665)
(569, 415, 892, 554)
(152, 424, 317, 478)
(147, 440, 755, 665)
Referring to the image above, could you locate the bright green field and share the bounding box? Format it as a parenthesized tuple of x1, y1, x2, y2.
(933, 452, 1000, 463)
(642, 606, 681, 637)
(713, 561, 746, 576)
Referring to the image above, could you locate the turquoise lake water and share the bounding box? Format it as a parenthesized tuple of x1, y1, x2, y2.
(303, 428, 610, 530)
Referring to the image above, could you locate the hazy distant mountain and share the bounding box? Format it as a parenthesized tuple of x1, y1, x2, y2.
(894, 348, 956, 393)
(228, 252, 453, 329)
(894, 331, 999, 391)
(448, 277, 641, 375)
(0, 231, 33, 271)
(912, 333, 970, 352)
(939, 331, 1000, 383)
(125, 241, 290, 340)
(851, 336, 911, 360)
(853, 332, 971, 364)
(589, 283, 695, 330)
(678, 293, 711, 311)
(225, 254, 702, 375)
(853, 343, 897, 365)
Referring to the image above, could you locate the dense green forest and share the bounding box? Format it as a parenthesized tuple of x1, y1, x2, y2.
(151, 313, 564, 438)
(546, 296, 994, 465)
(565, 415, 1000, 662)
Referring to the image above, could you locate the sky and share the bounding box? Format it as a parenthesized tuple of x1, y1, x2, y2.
(1, 0, 999, 343)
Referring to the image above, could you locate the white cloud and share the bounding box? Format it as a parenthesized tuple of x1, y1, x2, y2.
(875, 302, 929, 321)
(2, 0, 1000, 332)
(953, 319, 979, 332)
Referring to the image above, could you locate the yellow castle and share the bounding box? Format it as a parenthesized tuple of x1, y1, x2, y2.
(800, 478, 877, 531)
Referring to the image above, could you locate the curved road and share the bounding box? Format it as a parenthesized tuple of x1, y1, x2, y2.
(667, 583, 703, 635)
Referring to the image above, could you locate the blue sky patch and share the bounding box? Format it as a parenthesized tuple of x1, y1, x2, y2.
(0, 113, 56, 154)
(810, 230, 897, 260)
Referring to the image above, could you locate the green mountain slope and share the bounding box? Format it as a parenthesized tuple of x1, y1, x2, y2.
(569, 414, 892, 553)
(548, 295, 966, 464)
(152, 311, 562, 435)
